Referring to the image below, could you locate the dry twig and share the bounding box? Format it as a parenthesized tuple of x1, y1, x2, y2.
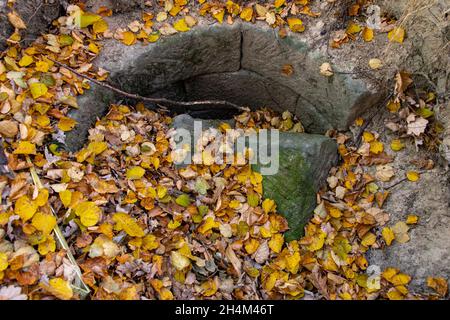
(49, 58, 246, 113)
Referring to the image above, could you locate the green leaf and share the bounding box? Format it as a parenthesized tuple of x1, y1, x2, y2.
(59, 34, 74, 47)
(417, 107, 434, 118)
(247, 192, 259, 207)
(176, 194, 191, 207)
(194, 177, 209, 195)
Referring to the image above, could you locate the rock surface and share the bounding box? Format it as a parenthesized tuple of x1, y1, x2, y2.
(367, 169, 450, 292)
(0, 0, 64, 51)
(171, 114, 338, 241)
(364, 108, 450, 293)
(253, 132, 338, 241)
(66, 18, 386, 150)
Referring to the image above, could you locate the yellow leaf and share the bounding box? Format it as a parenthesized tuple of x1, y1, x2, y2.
(262, 198, 276, 214)
(148, 33, 160, 42)
(328, 207, 342, 218)
(168, 219, 181, 230)
(362, 27, 374, 41)
(308, 230, 326, 251)
(76, 11, 101, 28)
(32, 212, 56, 235)
(285, 251, 301, 274)
(202, 150, 214, 166)
(15, 195, 38, 222)
(355, 117, 364, 126)
(47, 278, 73, 300)
(240, 7, 253, 22)
(406, 171, 419, 182)
(260, 227, 272, 238)
(268, 233, 284, 253)
(58, 117, 77, 132)
(74, 201, 101, 227)
(387, 100, 400, 112)
(361, 232, 376, 247)
(30, 82, 48, 99)
(170, 250, 191, 270)
(112, 213, 145, 237)
(391, 273, 411, 286)
(13, 141, 36, 155)
(369, 140, 384, 154)
(212, 9, 225, 23)
(19, 55, 33, 67)
(35, 60, 50, 73)
(387, 288, 404, 300)
(198, 217, 219, 234)
(346, 21, 361, 34)
(126, 166, 146, 180)
(201, 278, 218, 297)
(274, 0, 286, 8)
(0, 252, 8, 271)
(406, 215, 419, 225)
(382, 227, 395, 246)
(245, 238, 260, 254)
(142, 234, 159, 251)
(388, 27, 405, 43)
(382, 267, 399, 282)
(390, 139, 404, 151)
(157, 185, 167, 199)
(427, 277, 448, 296)
(88, 42, 99, 54)
(121, 31, 136, 46)
(35, 188, 50, 205)
(340, 292, 352, 300)
(287, 17, 305, 33)
(247, 192, 259, 207)
(88, 141, 108, 155)
(59, 190, 72, 208)
(173, 19, 190, 32)
(229, 199, 241, 209)
(38, 236, 56, 255)
(159, 288, 174, 300)
(93, 18, 109, 33)
(362, 131, 375, 143)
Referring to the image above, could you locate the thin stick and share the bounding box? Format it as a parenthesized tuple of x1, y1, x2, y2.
(26, 156, 90, 299)
(48, 58, 245, 113)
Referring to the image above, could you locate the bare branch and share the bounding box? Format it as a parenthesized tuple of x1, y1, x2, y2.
(49, 58, 246, 113)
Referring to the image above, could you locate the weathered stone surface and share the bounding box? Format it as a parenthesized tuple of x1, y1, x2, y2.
(240, 23, 384, 132)
(99, 24, 241, 94)
(171, 115, 338, 241)
(66, 24, 241, 150)
(0, 0, 64, 51)
(68, 17, 385, 149)
(367, 169, 450, 292)
(253, 132, 338, 241)
(184, 70, 299, 112)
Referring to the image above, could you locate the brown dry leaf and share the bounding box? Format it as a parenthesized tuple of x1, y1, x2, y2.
(426, 277, 448, 297)
(391, 221, 410, 244)
(225, 245, 242, 276)
(7, 11, 27, 29)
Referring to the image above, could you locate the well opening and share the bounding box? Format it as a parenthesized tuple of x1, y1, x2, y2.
(67, 22, 383, 151)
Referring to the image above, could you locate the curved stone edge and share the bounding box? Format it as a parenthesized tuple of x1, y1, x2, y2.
(67, 20, 386, 150)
